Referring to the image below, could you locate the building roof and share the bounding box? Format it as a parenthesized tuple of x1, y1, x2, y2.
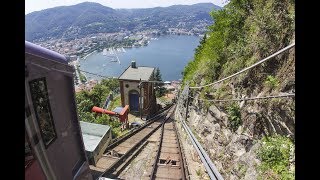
(80, 121, 110, 152)
(118, 66, 155, 81)
(25, 41, 68, 64)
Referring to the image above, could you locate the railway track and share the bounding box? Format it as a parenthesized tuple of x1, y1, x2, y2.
(90, 105, 176, 179)
(108, 104, 174, 145)
(143, 112, 187, 180)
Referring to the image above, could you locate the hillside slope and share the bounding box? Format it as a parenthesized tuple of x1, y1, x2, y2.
(25, 2, 221, 41)
(179, 0, 295, 179)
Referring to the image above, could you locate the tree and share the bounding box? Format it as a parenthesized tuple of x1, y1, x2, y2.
(90, 84, 110, 106)
(78, 111, 95, 123)
(195, 34, 207, 55)
(100, 78, 119, 92)
(154, 67, 166, 97)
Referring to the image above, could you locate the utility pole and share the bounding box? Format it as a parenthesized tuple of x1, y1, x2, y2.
(139, 78, 142, 120)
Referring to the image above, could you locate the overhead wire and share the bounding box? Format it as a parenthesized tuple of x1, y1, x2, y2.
(188, 93, 295, 102)
(189, 42, 295, 89)
(78, 69, 116, 79)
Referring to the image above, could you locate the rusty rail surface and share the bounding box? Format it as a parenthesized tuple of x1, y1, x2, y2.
(106, 103, 174, 149)
(91, 105, 175, 179)
(148, 110, 187, 180)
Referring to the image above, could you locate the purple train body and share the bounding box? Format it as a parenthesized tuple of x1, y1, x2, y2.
(25, 41, 92, 180)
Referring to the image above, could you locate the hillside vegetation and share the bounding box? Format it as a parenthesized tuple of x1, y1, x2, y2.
(75, 79, 127, 137)
(25, 2, 221, 41)
(180, 0, 295, 179)
(183, 0, 294, 87)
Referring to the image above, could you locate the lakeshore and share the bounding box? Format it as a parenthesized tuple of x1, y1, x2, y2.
(78, 35, 201, 81)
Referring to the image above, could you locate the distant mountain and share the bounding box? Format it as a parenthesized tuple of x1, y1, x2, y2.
(25, 2, 221, 42)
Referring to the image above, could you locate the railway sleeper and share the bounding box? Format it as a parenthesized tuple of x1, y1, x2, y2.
(154, 166, 183, 180)
(162, 139, 178, 144)
(100, 117, 167, 178)
(106, 141, 149, 178)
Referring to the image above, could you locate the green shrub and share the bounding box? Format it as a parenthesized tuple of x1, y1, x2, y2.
(257, 135, 294, 180)
(264, 75, 279, 89)
(75, 78, 127, 138)
(227, 103, 242, 132)
(95, 115, 123, 137)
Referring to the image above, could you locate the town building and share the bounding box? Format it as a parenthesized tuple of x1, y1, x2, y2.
(118, 61, 156, 118)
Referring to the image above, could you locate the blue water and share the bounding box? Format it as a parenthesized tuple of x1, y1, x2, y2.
(79, 35, 201, 81)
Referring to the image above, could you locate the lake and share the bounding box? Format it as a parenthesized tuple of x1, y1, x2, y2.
(79, 35, 201, 81)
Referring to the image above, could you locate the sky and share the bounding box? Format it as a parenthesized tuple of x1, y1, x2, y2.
(25, 0, 229, 14)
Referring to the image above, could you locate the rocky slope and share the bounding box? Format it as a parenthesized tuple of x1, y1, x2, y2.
(178, 0, 295, 179)
(176, 52, 294, 178)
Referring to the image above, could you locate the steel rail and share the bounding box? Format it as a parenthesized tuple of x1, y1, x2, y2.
(181, 120, 224, 180)
(149, 117, 166, 180)
(104, 104, 173, 151)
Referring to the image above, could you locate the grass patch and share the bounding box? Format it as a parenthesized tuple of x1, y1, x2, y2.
(257, 135, 294, 180)
(264, 75, 279, 89)
(113, 128, 129, 138)
(108, 95, 121, 110)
